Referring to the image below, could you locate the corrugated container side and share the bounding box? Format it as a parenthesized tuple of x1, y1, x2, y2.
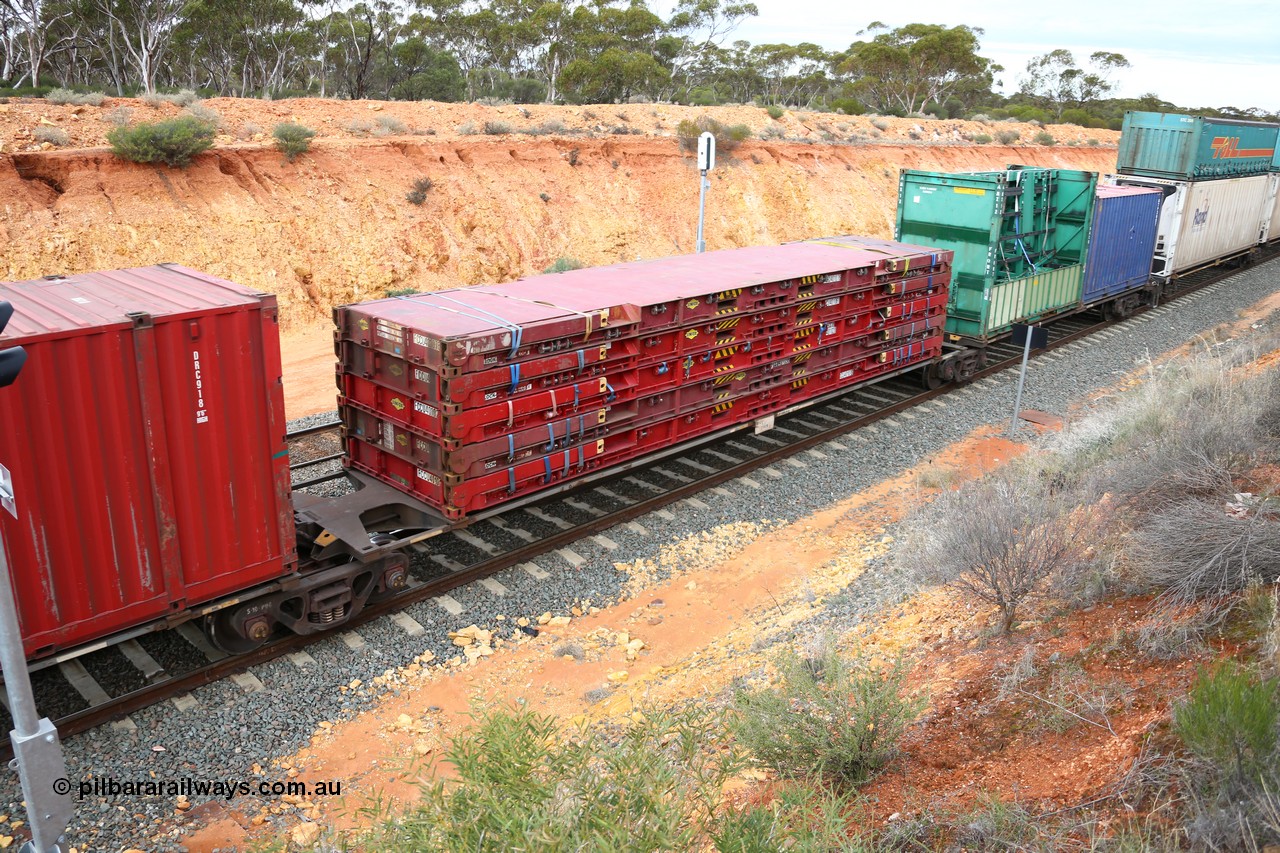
(0, 266, 295, 657)
(1112, 174, 1270, 277)
(1267, 173, 1280, 243)
(1082, 186, 1161, 304)
(895, 167, 1092, 341)
(1118, 111, 1279, 181)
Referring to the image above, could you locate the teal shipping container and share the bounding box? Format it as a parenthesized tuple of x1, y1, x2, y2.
(1118, 111, 1278, 181)
(895, 166, 1096, 343)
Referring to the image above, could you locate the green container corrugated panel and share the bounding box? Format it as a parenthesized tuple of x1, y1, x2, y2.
(1118, 111, 1279, 181)
(895, 165, 1095, 342)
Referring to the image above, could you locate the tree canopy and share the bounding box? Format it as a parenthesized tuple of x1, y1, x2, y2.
(3, 0, 1270, 123)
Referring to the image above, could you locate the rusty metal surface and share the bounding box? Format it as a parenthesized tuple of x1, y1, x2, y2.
(0, 265, 295, 658)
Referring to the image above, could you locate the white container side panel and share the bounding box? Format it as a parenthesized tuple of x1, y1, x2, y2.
(1268, 174, 1280, 243)
(1168, 175, 1269, 274)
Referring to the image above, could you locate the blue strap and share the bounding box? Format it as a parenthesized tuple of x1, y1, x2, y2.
(545, 424, 555, 452)
(543, 456, 552, 483)
(573, 384, 580, 408)
(577, 445, 585, 467)
(509, 363, 521, 394)
(657, 361, 669, 375)
(562, 450, 570, 475)
(507, 434, 515, 460)
(576, 350, 585, 374)
(576, 415, 584, 440)
(606, 383, 616, 403)
(432, 293, 524, 360)
(507, 467, 516, 493)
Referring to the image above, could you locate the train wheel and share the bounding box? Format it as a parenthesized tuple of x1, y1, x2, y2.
(205, 608, 272, 655)
(921, 363, 945, 390)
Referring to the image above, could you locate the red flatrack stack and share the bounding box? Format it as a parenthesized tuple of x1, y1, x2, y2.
(335, 236, 952, 519)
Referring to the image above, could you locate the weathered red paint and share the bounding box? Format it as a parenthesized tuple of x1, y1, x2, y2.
(0, 265, 295, 658)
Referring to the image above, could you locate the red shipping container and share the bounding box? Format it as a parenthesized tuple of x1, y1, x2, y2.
(0, 265, 295, 658)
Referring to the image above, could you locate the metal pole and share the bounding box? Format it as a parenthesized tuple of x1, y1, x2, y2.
(0, 537, 72, 853)
(695, 169, 708, 253)
(1008, 330, 1034, 438)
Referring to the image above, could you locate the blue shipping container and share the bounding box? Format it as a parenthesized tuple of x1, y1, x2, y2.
(1082, 185, 1161, 305)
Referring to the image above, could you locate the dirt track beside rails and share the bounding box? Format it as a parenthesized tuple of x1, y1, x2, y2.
(1, 98, 1115, 344)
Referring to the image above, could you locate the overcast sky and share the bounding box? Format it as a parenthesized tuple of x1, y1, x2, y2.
(684, 0, 1280, 112)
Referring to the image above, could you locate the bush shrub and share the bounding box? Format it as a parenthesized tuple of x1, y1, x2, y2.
(105, 106, 133, 127)
(543, 257, 582, 274)
(483, 120, 512, 135)
(1033, 130, 1056, 145)
(972, 133, 993, 144)
(33, 126, 70, 146)
(182, 101, 221, 127)
(765, 104, 784, 120)
(361, 706, 738, 851)
(995, 129, 1020, 145)
(902, 469, 1096, 633)
(871, 118, 890, 131)
(406, 176, 433, 205)
(373, 115, 407, 136)
(107, 116, 215, 167)
(140, 89, 197, 108)
(45, 88, 104, 106)
(272, 122, 315, 162)
(675, 115, 751, 154)
(733, 644, 922, 784)
(385, 287, 420, 297)
(1175, 663, 1278, 780)
(345, 119, 374, 136)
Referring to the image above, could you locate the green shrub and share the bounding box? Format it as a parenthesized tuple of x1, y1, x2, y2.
(995, 129, 1020, 145)
(272, 122, 315, 162)
(406, 176, 433, 205)
(828, 97, 865, 116)
(1059, 108, 1093, 127)
(483, 120, 512, 135)
(765, 104, 784, 120)
(871, 117, 890, 131)
(713, 784, 866, 851)
(1174, 663, 1278, 779)
(107, 116, 216, 167)
(972, 133, 993, 144)
(1087, 138, 1101, 146)
(45, 88, 104, 106)
(385, 287, 420, 297)
(1033, 130, 1056, 145)
(733, 645, 922, 784)
(675, 115, 752, 154)
(362, 706, 738, 851)
(543, 257, 582, 274)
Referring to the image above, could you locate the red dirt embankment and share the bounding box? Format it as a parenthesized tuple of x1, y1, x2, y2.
(0, 98, 1116, 333)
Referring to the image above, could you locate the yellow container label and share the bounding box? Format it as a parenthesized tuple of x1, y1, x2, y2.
(953, 187, 986, 196)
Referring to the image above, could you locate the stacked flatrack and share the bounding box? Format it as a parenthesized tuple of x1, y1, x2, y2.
(334, 236, 952, 519)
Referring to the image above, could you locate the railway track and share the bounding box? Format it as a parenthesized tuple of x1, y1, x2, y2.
(3, 248, 1275, 753)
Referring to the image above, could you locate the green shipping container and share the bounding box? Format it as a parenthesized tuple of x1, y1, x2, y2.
(1118, 111, 1279, 181)
(895, 166, 1095, 343)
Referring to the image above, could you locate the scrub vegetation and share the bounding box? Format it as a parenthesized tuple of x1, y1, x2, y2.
(345, 339, 1280, 851)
